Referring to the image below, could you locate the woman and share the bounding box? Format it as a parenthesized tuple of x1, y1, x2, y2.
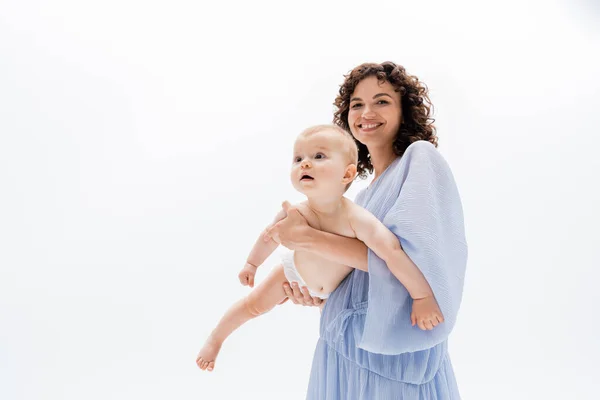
(266, 61, 467, 399)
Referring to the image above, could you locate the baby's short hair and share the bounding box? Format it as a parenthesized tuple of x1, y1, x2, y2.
(299, 124, 358, 165)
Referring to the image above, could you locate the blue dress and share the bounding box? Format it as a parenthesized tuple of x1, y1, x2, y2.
(306, 141, 468, 399)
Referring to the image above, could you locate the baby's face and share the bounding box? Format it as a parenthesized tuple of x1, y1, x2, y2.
(290, 129, 352, 197)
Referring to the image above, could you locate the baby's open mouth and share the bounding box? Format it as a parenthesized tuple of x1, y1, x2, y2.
(300, 174, 314, 181)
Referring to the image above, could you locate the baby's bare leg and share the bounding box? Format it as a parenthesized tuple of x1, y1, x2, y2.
(196, 264, 288, 371)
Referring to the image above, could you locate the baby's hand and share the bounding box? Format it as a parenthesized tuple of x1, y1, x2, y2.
(238, 262, 258, 288)
(410, 295, 444, 331)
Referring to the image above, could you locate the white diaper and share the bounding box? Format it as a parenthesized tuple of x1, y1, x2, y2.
(281, 251, 329, 299)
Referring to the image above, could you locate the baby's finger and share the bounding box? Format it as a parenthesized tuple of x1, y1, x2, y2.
(411, 312, 416, 326)
(436, 315, 444, 324)
(249, 275, 254, 288)
(313, 297, 322, 306)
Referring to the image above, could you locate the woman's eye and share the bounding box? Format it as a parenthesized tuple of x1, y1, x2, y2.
(351, 103, 362, 109)
(377, 100, 389, 105)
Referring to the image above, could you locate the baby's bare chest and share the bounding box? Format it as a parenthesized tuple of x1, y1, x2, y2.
(301, 210, 356, 240)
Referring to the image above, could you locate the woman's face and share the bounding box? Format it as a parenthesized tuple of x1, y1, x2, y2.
(347, 76, 402, 150)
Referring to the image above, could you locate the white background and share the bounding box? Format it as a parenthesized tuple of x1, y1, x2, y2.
(1, 0, 599, 399)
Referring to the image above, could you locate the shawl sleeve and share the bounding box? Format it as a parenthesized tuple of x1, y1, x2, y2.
(358, 140, 468, 354)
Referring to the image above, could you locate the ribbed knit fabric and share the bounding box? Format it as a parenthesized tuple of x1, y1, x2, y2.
(306, 140, 468, 399)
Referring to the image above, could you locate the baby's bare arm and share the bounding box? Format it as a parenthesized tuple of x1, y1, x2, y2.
(347, 202, 434, 299)
(246, 208, 287, 267)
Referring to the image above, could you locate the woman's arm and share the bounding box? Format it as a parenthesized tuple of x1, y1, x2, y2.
(265, 202, 368, 307)
(265, 202, 368, 271)
(300, 227, 368, 272)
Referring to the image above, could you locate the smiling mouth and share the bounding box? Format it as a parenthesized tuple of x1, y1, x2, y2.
(358, 123, 383, 129)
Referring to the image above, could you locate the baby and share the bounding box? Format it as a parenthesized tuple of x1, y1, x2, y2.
(196, 125, 443, 372)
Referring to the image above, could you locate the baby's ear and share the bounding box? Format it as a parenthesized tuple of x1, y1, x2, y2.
(343, 164, 358, 183)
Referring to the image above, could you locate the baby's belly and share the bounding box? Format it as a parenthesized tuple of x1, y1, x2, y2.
(293, 251, 353, 296)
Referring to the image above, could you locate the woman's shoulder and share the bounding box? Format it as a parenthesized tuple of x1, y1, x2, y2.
(400, 140, 448, 170)
(404, 139, 439, 158)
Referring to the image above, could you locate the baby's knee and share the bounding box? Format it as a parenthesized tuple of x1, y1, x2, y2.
(244, 294, 271, 317)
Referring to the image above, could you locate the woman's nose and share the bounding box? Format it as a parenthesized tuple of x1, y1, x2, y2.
(362, 107, 376, 119)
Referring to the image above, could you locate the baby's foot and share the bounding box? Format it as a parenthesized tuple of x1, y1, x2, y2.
(196, 335, 222, 372)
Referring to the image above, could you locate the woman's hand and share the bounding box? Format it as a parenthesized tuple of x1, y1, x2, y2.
(264, 201, 311, 251)
(282, 281, 325, 308)
(267, 202, 324, 309)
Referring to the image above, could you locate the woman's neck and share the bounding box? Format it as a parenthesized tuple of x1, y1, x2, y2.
(369, 146, 398, 182)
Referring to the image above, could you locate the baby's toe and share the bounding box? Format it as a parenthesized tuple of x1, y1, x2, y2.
(207, 361, 215, 371)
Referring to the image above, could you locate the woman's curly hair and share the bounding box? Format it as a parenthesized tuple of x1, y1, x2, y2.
(333, 61, 438, 178)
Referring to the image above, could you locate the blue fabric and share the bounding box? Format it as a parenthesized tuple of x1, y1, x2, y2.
(306, 141, 468, 399)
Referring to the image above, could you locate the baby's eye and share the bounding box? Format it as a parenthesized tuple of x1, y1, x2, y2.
(294, 156, 302, 163)
(315, 153, 326, 160)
